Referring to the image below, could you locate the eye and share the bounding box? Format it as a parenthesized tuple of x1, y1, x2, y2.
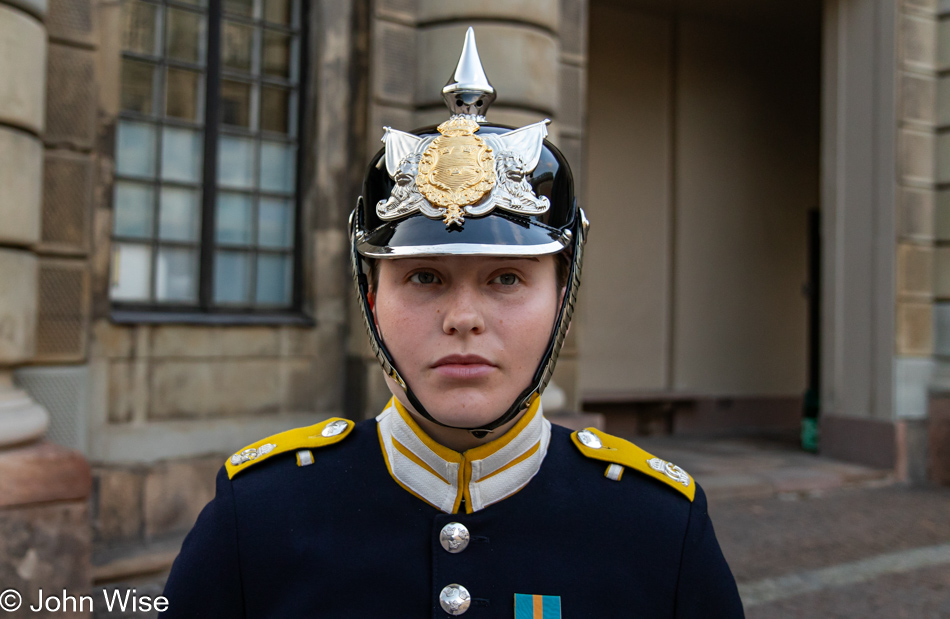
(408, 271, 440, 285)
(491, 273, 520, 286)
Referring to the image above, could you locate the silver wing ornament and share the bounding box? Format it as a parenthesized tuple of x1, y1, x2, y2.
(375, 119, 551, 227)
(471, 120, 551, 217)
(376, 128, 434, 221)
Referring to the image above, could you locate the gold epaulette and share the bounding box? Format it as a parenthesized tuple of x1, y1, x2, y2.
(225, 417, 354, 480)
(570, 427, 695, 501)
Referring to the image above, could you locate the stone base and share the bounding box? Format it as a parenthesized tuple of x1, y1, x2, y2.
(0, 440, 91, 508)
(819, 415, 896, 470)
(0, 441, 92, 616)
(92, 456, 218, 549)
(927, 394, 950, 486)
(0, 382, 48, 448)
(895, 418, 929, 484)
(583, 395, 802, 438)
(0, 501, 92, 618)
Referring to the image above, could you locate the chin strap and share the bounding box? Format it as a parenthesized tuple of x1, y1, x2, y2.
(349, 201, 588, 438)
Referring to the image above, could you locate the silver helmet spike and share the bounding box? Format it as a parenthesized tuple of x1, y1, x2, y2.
(442, 27, 496, 120)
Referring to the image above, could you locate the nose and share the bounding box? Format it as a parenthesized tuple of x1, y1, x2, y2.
(442, 283, 485, 335)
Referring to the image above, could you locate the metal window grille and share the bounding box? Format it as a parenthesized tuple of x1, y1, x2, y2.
(14, 365, 89, 454)
(110, 0, 307, 317)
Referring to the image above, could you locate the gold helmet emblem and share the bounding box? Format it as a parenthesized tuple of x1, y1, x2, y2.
(416, 117, 496, 227)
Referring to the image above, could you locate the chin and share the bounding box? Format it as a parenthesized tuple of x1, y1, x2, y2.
(385, 374, 518, 429)
(430, 411, 500, 429)
(420, 394, 498, 427)
(422, 391, 504, 428)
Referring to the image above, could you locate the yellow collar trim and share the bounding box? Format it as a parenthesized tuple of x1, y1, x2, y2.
(391, 397, 463, 464)
(377, 396, 550, 513)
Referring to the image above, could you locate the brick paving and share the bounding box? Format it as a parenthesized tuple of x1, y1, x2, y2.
(636, 433, 894, 500)
(709, 485, 950, 582)
(746, 563, 950, 619)
(635, 433, 950, 618)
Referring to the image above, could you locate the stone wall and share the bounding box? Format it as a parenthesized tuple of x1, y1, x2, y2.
(75, 0, 368, 590)
(819, 0, 938, 477)
(818, 0, 950, 481)
(0, 502, 92, 618)
(929, 0, 950, 484)
(84, 0, 362, 465)
(5, 0, 592, 595)
(86, 322, 342, 461)
(90, 456, 218, 583)
(0, 0, 96, 613)
(895, 0, 938, 481)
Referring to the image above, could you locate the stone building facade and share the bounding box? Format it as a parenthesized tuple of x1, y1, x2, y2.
(816, 0, 948, 480)
(0, 0, 95, 609)
(1, 0, 949, 611)
(579, 0, 950, 485)
(0, 0, 590, 608)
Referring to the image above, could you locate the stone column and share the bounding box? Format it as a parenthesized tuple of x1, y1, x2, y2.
(894, 0, 937, 482)
(0, 0, 93, 611)
(820, 0, 942, 481)
(0, 0, 48, 441)
(928, 0, 950, 484)
(819, 0, 900, 469)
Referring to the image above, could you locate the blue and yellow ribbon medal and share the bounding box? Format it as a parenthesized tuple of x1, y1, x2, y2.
(514, 594, 562, 619)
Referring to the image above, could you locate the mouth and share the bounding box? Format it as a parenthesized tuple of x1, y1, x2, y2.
(431, 354, 497, 380)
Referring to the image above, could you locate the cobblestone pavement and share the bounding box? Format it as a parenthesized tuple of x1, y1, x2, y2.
(744, 563, 950, 618)
(708, 486, 950, 582)
(638, 433, 950, 618)
(637, 433, 894, 499)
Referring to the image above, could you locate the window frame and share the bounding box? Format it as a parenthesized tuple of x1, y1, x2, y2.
(110, 0, 311, 324)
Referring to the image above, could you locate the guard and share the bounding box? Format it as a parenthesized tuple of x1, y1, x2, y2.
(159, 28, 744, 618)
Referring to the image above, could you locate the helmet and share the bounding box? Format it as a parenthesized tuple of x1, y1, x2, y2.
(350, 27, 588, 437)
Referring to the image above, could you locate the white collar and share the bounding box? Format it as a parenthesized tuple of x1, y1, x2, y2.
(376, 397, 551, 514)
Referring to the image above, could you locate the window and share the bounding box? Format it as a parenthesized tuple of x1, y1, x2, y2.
(111, 0, 303, 313)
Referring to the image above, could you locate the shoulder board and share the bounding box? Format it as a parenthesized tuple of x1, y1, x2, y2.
(225, 417, 354, 480)
(570, 427, 696, 501)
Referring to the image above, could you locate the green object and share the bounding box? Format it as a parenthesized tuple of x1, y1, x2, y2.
(801, 417, 819, 453)
(801, 387, 820, 452)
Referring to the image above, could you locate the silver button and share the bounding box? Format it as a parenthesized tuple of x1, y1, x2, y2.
(439, 584, 471, 615)
(321, 420, 348, 437)
(577, 429, 602, 449)
(439, 522, 470, 554)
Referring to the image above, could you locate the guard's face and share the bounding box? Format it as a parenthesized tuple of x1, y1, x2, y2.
(373, 255, 560, 429)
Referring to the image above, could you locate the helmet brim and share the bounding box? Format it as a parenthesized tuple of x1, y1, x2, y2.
(355, 210, 571, 258)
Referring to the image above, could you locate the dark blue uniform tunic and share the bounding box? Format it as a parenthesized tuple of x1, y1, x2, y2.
(159, 421, 744, 618)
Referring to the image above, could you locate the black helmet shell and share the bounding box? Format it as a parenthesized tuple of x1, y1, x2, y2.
(355, 124, 577, 258)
